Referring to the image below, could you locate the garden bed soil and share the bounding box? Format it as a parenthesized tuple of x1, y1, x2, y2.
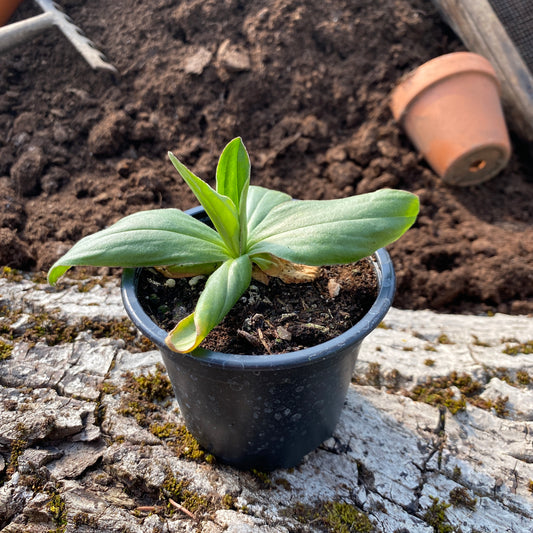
(138, 259, 378, 355)
(1, 0, 532, 315)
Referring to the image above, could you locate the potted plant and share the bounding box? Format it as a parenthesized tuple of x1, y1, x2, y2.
(48, 138, 419, 470)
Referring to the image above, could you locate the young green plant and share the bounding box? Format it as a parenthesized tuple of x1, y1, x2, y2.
(48, 137, 419, 353)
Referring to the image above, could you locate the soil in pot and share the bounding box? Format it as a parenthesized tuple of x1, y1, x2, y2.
(137, 258, 378, 355)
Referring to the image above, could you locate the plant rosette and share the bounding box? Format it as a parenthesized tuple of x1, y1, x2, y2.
(48, 137, 419, 469)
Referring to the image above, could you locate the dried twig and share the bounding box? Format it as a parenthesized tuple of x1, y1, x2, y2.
(135, 505, 164, 513)
(256, 328, 272, 354)
(169, 498, 198, 520)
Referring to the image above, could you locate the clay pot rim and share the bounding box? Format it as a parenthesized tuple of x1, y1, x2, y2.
(390, 52, 500, 123)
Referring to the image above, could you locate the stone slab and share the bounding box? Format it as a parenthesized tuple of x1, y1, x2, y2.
(0, 275, 532, 532)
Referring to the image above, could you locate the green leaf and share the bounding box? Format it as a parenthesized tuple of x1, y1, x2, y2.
(247, 189, 419, 265)
(216, 137, 250, 213)
(168, 151, 240, 256)
(155, 263, 219, 278)
(215, 138, 251, 255)
(165, 255, 253, 353)
(47, 209, 229, 284)
(245, 185, 292, 234)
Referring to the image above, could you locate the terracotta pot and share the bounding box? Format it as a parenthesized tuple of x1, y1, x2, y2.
(390, 52, 511, 186)
(121, 206, 396, 470)
(0, 0, 23, 26)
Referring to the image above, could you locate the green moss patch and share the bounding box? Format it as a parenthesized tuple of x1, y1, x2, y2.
(470, 395, 509, 418)
(2, 437, 28, 485)
(437, 334, 454, 345)
(0, 340, 13, 361)
(0, 303, 153, 353)
(47, 491, 67, 533)
(150, 422, 215, 463)
(126, 365, 174, 403)
(115, 366, 215, 464)
(502, 340, 533, 356)
(422, 497, 454, 533)
(290, 501, 374, 532)
(407, 372, 484, 415)
(325, 502, 374, 533)
(117, 364, 173, 426)
(0, 266, 23, 282)
(353, 363, 404, 391)
(160, 473, 211, 515)
(449, 487, 477, 511)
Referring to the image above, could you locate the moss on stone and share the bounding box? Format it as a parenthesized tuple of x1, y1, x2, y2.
(3, 424, 29, 482)
(354, 364, 403, 392)
(289, 500, 374, 532)
(437, 334, 453, 345)
(289, 501, 319, 524)
(422, 497, 454, 533)
(1, 303, 153, 352)
(221, 494, 236, 509)
(251, 469, 272, 488)
(0, 340, 13, 361)
(117, 364, 215, 463)
(100, 381, 119, 395)
(408, 371, 485, 415)
(502, 340, 533, 356)
(470, 395, 509, 418)
(160, 473, 210, 515)
(117, 365, 173, 426)
(30, 271, 48, 284)
(325, 502, 374, 533)
(451, 466, 462, 482)
(516, 370, 531, 385)
(449, 487, 477, 511)
(1, 266, 23, 282)
(0, 306, 19, 338)
(47, 491, 67, 533)
(149, 422, 215, 463)
(72, 512, 99, 527)
(128, 365, 173, 403)
(80, 317, 153, 351)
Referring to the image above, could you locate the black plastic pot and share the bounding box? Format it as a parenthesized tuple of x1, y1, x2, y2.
(121, 206, 396, 470)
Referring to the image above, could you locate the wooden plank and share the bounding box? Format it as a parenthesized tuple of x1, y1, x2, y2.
(431, 0, 533, 143)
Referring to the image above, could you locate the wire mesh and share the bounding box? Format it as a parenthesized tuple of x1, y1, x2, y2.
(488, 0, 533, 73)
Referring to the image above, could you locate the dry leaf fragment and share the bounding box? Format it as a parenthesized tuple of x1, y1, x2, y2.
(258, 255, 320, 284)
(276, 325, 292, 341)
(328, 278, 341, 298)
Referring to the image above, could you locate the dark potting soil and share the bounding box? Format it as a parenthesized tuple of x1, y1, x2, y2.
(1, 0, 532, 315)
(137, 258, 378, 355)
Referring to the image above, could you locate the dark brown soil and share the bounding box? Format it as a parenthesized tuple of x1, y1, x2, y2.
(138, 259, 377, 355)
(1, 0, 532, 315)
